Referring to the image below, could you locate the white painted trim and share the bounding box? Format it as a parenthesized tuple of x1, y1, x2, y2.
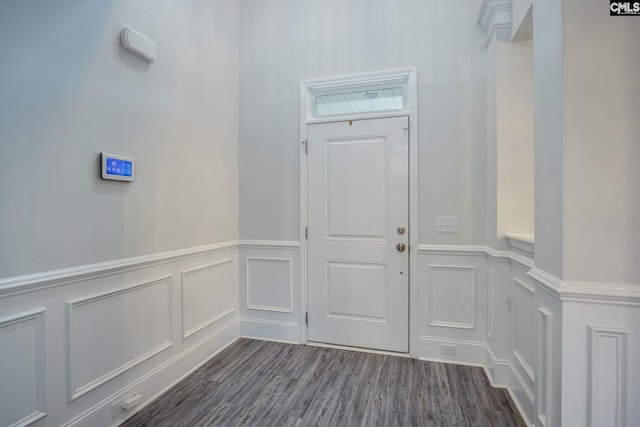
(537, 307, 553, 427)
(477, 0, 512, 47)
(66, 276, 174, 400)
(418, 244, 487, 256)
(0, 240, 238, 298)
(527, 267, 562, 298)
(300, 67, 419, 356)
(245, 257, 294, 313)
(487, 269, 495, 340)
(240, 318, 302, 344)
(65, 320, 239, 427)
(180, 258, 235, 340)
(428, 265, 476, 330)
(181, 259, 236, 339)
(238, 240, 300, 250)
(486, 246, 534, 269)
(506, 384, 534, 427)
(182, 307, 235, 340)
(306, 111, 411, 125)
(485, 344, 511, 387)
(506, 234, 535, 258)
(589, 326, 628, 427)
(529, 267, 640, 306)
(514, 277, 536, 295)
(560, 280, 640, 306)
(513, 349, 535, 382)
(0, 308, 47, 427)
(510, 354, 535, 402)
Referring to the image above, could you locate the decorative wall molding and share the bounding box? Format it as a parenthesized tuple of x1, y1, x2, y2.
(505, 234, 535, 259)
(428, 265, 476, 330)
(561, 280, 640, 306)
(529, 267, 640, 306)
(589, 326, 628, 427)
(0, 241, 239, 298)
(477, 0, 512, 47)
(63, 321, 239, 427)
(246, 257, 293, 313)
(527, 267, 562, 298)
(238, 240, 300, 250)
(181, 259, 236, 339)
(418, 244, 486, 257)
(0, 308, 47, 427)
(67, 277, 173, 400)
(487, 269, 494, 340)
(537, 307, 553, 427)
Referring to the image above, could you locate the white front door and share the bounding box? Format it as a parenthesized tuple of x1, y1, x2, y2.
(307, 116, 409, 353)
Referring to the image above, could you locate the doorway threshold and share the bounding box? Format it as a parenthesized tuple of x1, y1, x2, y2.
(306, 341, 412, 358)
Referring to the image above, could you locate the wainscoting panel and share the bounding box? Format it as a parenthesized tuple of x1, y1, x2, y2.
(239, 242, 301, 343)
(246, 258, 292, 313)
(559, 300, 639, 427)
(428, 265, 476, 330)
(417, 248, 487, 364)
(0, 242, 240, 427)
(0, 308, 47, 427)
(181, 259, 236, 339)
(512, 277, 535, 382)
(589, 326, 628, 427)
(67, 277, 173, 400)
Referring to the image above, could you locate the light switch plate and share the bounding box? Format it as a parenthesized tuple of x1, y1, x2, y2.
(436, 216, 459, 233)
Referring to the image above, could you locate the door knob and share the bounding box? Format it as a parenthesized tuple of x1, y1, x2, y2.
(396, 243, 406, 252)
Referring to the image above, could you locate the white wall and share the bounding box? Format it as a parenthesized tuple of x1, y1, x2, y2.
(239, 0, 487, 245)
(0, 0, 240, 278)
(561, 0, 640, 284)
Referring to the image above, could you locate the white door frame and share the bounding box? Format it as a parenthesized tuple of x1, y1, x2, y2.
(299, 67, 419, 356)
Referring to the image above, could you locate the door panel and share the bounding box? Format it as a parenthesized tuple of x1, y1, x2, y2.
(307, 117, 409, 352)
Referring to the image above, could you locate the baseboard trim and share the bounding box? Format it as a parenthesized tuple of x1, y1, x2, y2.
(484, 344, 511, 387)
(240, 318, 302, 344)
(0, 241, 239, 298)
(417, 336, 486, 365)
(64, 320, 240, 427)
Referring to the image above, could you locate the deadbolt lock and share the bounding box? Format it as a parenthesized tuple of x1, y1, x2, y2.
(397, 226, 406, 235)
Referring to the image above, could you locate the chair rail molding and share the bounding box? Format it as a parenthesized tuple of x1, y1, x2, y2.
(477, 0, 512, 47)
(0, 241, 239, 298)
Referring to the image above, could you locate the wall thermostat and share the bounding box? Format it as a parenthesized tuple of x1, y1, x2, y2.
(120, 27, 156, 63)
(101, 153, 135, 182)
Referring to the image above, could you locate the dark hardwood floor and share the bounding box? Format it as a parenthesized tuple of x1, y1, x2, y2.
(121, 339, 525, 426)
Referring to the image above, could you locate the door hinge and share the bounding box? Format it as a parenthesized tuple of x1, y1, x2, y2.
(305, 312, 308, 325)
(305, 226, 308, 239)
(302, 139, 308, 154)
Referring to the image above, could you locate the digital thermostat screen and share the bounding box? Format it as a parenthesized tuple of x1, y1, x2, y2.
(101, 153, 135, 181)
(106, 158, 133, 177)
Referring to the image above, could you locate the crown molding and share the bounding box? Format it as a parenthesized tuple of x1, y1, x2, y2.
(477, 0, 512, 47)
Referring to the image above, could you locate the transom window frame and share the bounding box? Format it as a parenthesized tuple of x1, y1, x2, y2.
(301, 68, 416, 124)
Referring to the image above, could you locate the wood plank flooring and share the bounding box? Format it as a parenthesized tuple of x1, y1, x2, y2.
(121, 339, 525, 426)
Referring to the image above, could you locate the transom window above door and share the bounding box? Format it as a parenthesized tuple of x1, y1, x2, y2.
(314, 87, 404, 117)
(301, 68, 415, 123)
